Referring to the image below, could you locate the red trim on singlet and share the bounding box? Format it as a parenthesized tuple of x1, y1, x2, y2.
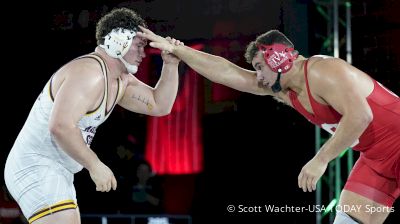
(345, 181, 396, 207)
(289, 59, 341, 126)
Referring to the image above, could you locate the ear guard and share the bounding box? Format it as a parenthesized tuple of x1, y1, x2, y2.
(100, 28, 138, 74)
(257, 43, 298, 74)
(257, 43, 298, 92)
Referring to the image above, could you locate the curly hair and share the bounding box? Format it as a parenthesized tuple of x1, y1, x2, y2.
(96, 8, 147, 45)
(244, 30, 294, 64)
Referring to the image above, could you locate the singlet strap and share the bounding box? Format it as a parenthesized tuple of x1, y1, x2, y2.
(303, 58, 318, 115)
(79, 54, 109, 115)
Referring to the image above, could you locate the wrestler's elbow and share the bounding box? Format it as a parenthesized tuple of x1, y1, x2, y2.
(365, 111, 373, 123)
(146, 105, 172, 117)
(49, 120, 74, 138)
(362, 107, 373, 123)
(153, 107, 172, 117)
(355, 110, 373, 128)
(363, 112, 373, 127)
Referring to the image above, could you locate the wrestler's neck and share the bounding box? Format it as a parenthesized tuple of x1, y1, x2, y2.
(94, 47, 128, 80)
(280, 55, 307, 93)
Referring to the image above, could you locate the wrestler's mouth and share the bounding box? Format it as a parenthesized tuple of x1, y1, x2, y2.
(258, 82, 269, 88)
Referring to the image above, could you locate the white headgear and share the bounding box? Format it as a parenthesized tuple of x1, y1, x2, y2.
(100, 28, 138, 74)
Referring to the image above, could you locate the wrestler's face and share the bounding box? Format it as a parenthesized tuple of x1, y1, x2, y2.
(252, 51, 278, 89)
(124, 36, 147, 66)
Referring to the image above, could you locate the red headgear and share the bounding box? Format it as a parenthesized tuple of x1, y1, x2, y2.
(257, 43, 298, 74)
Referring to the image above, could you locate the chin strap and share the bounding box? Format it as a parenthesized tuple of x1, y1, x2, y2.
(271, 69, 282, 93)
(119, 57, 138, 74)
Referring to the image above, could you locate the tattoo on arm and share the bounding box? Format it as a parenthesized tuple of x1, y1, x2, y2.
(131, 94, 153, 111)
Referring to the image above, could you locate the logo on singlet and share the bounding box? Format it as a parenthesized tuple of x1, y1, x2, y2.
(321, 123, 359, 147)
(83, 126, 97, 145)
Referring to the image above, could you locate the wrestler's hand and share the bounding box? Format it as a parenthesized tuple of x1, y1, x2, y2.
(161, 36, 184, 64)
(298, 156, 328, 192)
(88, 160, 117, 192)
(137, 26, 182, 53)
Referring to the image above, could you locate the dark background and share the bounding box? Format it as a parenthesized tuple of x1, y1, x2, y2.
(1, 0, 399, 223)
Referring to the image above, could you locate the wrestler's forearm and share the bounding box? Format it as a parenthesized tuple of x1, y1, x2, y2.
(50, 125, 100, 170)
(153, 62, 179, 114)
(316, 114, 371, 163)
(173, 45, 237, 85)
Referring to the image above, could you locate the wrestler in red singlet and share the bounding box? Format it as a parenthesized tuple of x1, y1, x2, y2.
(289, 59, 400, 206)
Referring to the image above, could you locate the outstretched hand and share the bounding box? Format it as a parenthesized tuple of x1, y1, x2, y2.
(137, 26, 183, 53)
(298, 155, 328, 192)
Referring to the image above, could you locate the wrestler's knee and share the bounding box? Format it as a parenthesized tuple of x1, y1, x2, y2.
(76, 206, 81, 224)
(338, 190, 391, 224)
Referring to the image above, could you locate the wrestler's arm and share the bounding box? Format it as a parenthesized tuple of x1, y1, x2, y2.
(298, 58, 373, 192)
(118, 55, 179, 116)
(176, 46, 272, 95)
(48, 60, 117, 192)
(137, 27, 272, 96)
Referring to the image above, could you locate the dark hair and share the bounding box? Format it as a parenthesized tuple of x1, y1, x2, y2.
(244, 30, 294, 63)
(96, 8, 147, 45)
